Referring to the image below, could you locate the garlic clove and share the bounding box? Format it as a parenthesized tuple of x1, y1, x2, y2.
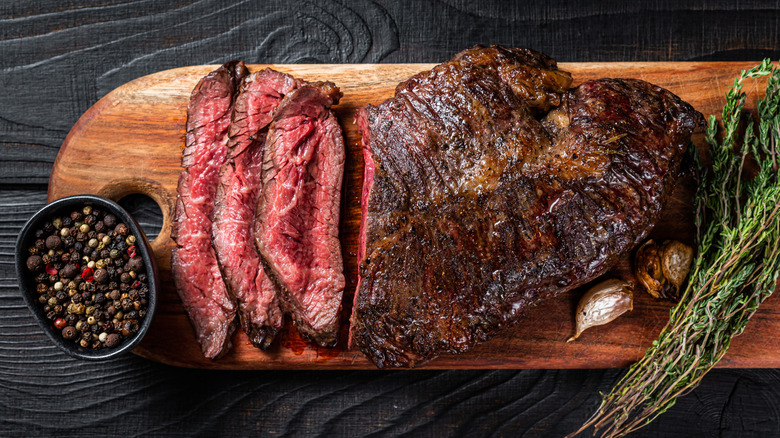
(568, 279, 634, 342)
(660, 240, 694, 291)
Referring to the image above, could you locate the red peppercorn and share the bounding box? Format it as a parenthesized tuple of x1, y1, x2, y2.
(54, 318, 67, 330)
(127, 246, 137, 258)
(45, 264, 58, 276)
(82, 268, 94, 282)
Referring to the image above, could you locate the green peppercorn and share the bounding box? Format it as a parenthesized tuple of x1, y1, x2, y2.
(82, 206, 92, 215)
(87, 238, 98, 248)
(52, 218, 62, 229)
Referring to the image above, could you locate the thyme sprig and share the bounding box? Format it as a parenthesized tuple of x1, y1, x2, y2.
(571, 59, 780, 438)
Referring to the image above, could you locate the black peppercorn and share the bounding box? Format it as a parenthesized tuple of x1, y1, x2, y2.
(105, 333, 120, 348)
(62, 326, 77, 340)
(120, 273, 131, 284)
(115, 223, 129, 236)
(62, 217, 73, 228)
(70, 211, 82, 222)
(45, 235, 62, 250)
(26, 255, 43, 272)
(103, 214, 116, 228)
(73, 241, 83, 253)
(35, 229, 44, 238)
(94, 221, 106, 233)
(46, 310, 57, 320)
(121, 298, 133, 311)
(127, 256, 144, 272)
(60, 263, 78, 279)
(43, 222, 54, 233)
(93, 268, 108, 284)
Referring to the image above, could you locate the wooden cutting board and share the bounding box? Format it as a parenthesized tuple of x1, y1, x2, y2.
(49, 62, 780, 369)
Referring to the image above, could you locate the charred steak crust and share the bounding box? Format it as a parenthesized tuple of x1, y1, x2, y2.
(171, 61, 248, 359)
(351, 46, 704, 368)
(212, 69, 302, 350)
(254, 82, 346, 347)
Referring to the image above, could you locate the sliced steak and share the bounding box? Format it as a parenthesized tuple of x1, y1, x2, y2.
(351, 46, 704, 368)
(212, 69, 301, 349)
(171, 61, 248, 359)
(254, 82, 346, 347)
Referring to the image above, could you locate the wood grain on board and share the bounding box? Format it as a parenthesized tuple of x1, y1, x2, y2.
(48, 62, 779, 369)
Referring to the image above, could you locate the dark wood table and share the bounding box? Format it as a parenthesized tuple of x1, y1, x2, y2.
(2, 1, 779, 436)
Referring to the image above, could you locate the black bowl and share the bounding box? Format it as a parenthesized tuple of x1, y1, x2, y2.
(15, 195, 158, 360)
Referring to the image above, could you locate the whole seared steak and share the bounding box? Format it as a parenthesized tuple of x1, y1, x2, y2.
(255, 82, 346, 347)
(212, 69, 301, 350)
(171, 61, 247, 359)
(351, 46, 704, 368)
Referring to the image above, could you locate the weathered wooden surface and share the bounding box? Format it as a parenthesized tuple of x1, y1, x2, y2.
(3, 0, 780, 436)
(49, 62, 779, 370)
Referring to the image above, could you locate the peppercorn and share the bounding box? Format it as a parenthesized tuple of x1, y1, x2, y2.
(105, 333, 120, 348)
(84, 214, 96, 226)
(103, 214, 116, 228)
(82, 205, 92, 215)
(127, 256, 144, 272)
(115, 223, 129, 236)
(70, 211, 82, 222)
(45, 235, 61, 250)
(46, 310, 57, 320)
(60, 263, 78, 279)
(93, 268, 108, 284)
(75, 231, 87, 242)
(60, 227, 70, 237)
(79, 339, 89, 348)
(26, 255, 43, 272)
(62, 326, 77, 340)
(52, 218, 62, 229)
(54, 318, 67, 329)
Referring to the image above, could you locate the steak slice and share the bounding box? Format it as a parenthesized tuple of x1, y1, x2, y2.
(254, 82, 346, 347)
(171, 61, 248, 359)
(351, 46, 704, 368)
(212, 69, 301, 350)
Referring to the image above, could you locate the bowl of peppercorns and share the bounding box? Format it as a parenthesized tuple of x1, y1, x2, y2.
(15, 195, 158, 360)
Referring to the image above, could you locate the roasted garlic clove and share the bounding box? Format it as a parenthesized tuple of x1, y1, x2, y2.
(660, 240, 694, 291)
(635, 239, 694, 301)
(567, 279, 634, 342)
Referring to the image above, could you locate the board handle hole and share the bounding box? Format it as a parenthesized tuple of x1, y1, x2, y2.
(118, 194, 163, 240)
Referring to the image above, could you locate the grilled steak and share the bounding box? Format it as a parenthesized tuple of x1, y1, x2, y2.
(254, 82, 346, 347)
(212, 69, 300, 350)
(351, 46, 704, 368)
(171, 61, 248, 359)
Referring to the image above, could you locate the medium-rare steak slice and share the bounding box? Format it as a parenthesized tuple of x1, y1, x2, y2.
(351, 46, 704, 368)
(212, 69, 300, 350)
(254, 82, 346, 347)
(171, 61, 248, 359)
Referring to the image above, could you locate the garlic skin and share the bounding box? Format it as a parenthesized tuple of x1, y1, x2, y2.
(567, 279, 634, 342)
